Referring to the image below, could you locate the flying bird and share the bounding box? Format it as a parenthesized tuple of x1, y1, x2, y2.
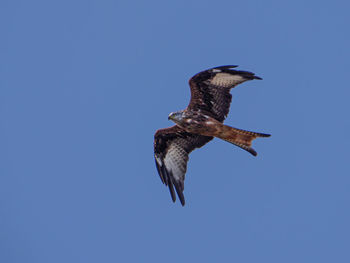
(154, 65, 270, 206)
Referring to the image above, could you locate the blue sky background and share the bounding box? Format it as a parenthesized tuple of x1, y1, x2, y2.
(1, 0, 349, 262)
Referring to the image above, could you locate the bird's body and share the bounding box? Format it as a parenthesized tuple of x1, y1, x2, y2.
(154, 65, 270, 206)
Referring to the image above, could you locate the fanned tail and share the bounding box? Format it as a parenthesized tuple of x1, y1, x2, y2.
(217, 125, 270, 156)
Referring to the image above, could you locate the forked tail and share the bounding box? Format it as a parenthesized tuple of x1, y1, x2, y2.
(217, 125, 270, 156)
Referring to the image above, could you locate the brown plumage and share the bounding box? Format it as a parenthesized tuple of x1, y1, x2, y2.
(154, 65, 270, 206)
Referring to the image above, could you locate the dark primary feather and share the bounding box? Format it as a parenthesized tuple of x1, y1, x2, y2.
(188, 65, 261, 122)
(154, 126, 213, 206)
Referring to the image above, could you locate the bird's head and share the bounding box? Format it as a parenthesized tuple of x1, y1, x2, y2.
(168, 111, 184, 123)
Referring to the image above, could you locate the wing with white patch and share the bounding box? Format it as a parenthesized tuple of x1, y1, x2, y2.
(188, 65, 262, 122)
(154, 125, 213, 206)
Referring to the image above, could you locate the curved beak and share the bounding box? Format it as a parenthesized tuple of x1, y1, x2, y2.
(168, 112, 174, 120)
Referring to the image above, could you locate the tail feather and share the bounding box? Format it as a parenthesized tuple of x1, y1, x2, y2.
(217, 125, 270, 156)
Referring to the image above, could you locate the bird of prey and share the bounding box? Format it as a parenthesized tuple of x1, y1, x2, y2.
(154, 65, 270, 206)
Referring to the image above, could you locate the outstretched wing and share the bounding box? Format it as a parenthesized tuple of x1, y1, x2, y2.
(188, 65, 262, 122)
(154, 125, 213, 206)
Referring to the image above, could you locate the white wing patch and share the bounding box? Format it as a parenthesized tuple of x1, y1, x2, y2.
(164, 144, 188, 182)
(210, 73, 246, 87)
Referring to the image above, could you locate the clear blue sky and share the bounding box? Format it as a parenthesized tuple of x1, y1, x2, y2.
(1, 0, 349, 262)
